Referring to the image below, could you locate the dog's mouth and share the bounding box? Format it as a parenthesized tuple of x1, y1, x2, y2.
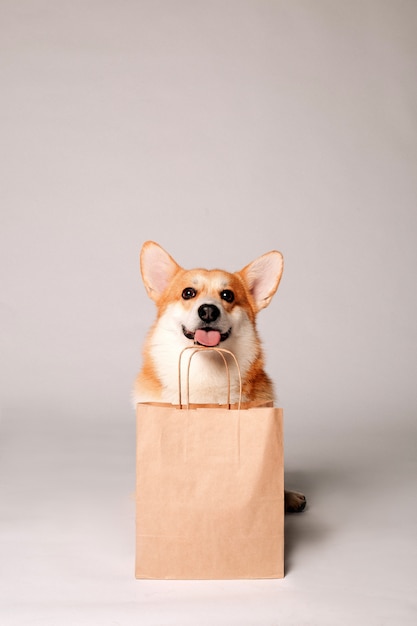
(182, 326, 232, 347)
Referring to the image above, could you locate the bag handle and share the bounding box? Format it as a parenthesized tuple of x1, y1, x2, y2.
(178, 346, 242, 410)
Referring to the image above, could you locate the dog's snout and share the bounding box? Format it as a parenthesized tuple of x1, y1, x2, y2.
(198, 304, 220, 324)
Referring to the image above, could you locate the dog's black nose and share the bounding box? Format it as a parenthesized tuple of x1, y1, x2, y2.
(198, 304, 220, 323)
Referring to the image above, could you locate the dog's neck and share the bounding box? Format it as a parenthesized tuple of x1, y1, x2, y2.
(155, 346, 245, 405)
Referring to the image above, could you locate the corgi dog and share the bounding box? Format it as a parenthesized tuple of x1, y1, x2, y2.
(134, 241, 306, 513)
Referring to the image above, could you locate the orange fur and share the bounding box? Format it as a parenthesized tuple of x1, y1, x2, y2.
(134, 242, 283, 404)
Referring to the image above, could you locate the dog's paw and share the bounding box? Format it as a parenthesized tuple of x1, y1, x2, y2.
(285, 490, 307, 513)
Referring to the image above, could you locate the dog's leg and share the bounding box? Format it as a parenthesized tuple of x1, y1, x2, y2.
(285, 489, 306, 513)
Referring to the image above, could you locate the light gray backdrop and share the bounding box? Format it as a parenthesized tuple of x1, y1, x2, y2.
(1, 2, 416, 625)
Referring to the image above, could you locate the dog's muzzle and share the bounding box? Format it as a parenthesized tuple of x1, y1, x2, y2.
(182, 325, 232, 347)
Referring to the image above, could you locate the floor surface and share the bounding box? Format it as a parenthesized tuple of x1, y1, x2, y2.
(1, 410, 416, 625)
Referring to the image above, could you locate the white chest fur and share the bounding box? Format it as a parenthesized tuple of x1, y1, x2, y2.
(147, 306, 258, 405)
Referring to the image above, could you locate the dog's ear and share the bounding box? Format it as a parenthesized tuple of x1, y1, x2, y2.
(239, 250, 284, 312)
(140, 241, 181, 302)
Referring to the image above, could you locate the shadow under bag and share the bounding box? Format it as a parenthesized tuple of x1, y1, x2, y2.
(135, 347, 284, 579)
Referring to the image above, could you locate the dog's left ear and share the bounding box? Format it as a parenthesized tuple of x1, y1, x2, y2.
(239, 250, 284, 312)
(140, 241, 181, 302)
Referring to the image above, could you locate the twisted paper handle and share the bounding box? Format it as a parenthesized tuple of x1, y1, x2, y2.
(178, 346, 242, 410)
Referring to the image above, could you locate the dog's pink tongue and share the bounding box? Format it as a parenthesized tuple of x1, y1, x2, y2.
(194, 329, 221, 347)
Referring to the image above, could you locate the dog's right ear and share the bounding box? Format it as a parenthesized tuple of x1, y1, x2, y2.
(140, 241, 180, 302)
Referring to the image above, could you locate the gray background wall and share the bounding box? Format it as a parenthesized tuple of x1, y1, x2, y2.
(2, 1, 416, 428)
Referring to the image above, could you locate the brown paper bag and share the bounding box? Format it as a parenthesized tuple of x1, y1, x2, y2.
(135, 348, 284, 579)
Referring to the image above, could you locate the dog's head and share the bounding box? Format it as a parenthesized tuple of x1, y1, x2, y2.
(140, 241, 283, 350)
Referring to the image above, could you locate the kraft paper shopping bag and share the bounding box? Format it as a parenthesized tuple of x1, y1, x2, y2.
(135, 347, 284, 579)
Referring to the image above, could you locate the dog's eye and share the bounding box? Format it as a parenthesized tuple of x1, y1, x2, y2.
(182, 287, 197, 300)
(220, 289, 234, 303)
